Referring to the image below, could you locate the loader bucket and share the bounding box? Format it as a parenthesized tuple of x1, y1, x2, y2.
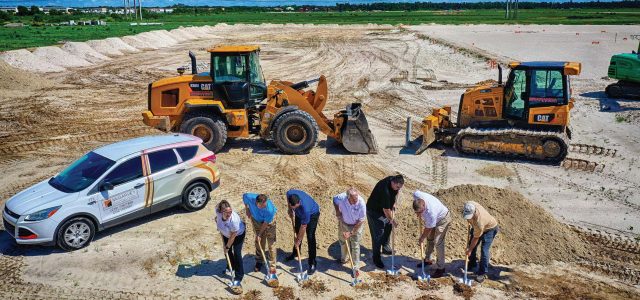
(340, 103, 378, 154)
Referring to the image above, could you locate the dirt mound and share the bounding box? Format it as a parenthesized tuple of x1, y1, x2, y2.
(104, 37, 140, 53)
(300, 279, 328, 293)
(426, 185, 588, 264)
(61, 42, 111, 63)
(121, 36, 158, 50)
(32, 46, 92, 68)
(0, 60, 53, 90)
(0, 49, 66, 73)
(86, 40, 124, 57)
(169, 28, 198, 41)
(476, 164, 515, 178)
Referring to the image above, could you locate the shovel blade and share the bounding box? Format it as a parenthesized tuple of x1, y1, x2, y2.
(350, 278, 362, 287)
(386, 268, 399, 276)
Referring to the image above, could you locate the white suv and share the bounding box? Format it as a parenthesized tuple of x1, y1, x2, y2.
(2, 134, 220, 251)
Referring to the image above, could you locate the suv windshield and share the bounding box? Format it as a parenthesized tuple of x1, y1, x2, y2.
(49, 152, 115, 193)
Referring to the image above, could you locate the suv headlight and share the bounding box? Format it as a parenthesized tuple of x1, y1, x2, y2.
(24, 206, 61, 221)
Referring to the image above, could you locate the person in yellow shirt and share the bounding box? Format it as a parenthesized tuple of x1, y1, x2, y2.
(462, 201, 499, 283)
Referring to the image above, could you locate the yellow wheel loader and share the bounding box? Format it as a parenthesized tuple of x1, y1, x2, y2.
(142, 45, 377, 154)
(417, 61, 581, 163)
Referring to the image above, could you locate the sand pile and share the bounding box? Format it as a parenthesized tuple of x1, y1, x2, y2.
(0, 60, 53, 90)
(137, 31, 175, 48)
(169, 28, 197, 41)
(104, 37, 140, 53)
(427, 185, 588, 264)
(156, 30, 180, 45)
(121, 36, 158, 50)
(0, 49, 66, 72)
(32, 46, 92, 68)
(86, 40, 124, 57)
(61, 42, 111, 63)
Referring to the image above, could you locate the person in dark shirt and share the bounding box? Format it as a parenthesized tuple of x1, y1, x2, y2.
(366, 174, 404, 269)
(285, 189, 321, 274)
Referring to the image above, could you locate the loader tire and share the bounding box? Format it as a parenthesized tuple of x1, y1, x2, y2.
(272, 110, 318, 154)
(180, 114, 227, 153)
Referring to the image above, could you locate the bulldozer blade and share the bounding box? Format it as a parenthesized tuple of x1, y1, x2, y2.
(341, 103, 378, 154)
(415, 130, 436, 155)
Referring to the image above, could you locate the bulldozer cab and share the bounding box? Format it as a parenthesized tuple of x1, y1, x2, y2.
(208, 45, 267, 108)
(503, 62, 579, 122)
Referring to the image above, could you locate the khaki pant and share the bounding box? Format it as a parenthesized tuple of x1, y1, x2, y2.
(251, 218, 277, 266)
(339, 221, 364, 268)
(425, 211, 451, 269)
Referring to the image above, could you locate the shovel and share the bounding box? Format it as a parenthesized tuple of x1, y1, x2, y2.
(459, 224, 473, 287)
(295, 244, 309, 283)
(386, 227, 400, 276)
(224, 251, 242, 294)
(417, 242, 430, 282)
(345, 237, 362, 286)
(291, 211, 309, 283)
(257, 238, 279, 287)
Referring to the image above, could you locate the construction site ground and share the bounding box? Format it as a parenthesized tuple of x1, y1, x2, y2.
(0, 24, 639, 299)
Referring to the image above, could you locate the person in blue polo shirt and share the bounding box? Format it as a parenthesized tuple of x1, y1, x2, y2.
(285, 189, 320, 274)
(243, 193, 278, 273)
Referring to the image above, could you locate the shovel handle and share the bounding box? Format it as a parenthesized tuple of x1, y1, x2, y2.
(224, 250, 234, 272)
(345, 239, 356, 270)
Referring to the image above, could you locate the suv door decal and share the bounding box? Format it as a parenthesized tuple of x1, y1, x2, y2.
(141, 152, 154, 208)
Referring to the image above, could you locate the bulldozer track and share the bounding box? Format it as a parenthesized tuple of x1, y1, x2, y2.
(569, 224, 640, 255)
(561, 158, 605, 173)
(453, 128, 569, 164)
(569, 143, 618, 157)
(509, 164, 527, 187)
(430, 153, 448, 187)
(519, 165, 640, 212)
(0, 127, 158, 156)
(577, 259, 640, 286)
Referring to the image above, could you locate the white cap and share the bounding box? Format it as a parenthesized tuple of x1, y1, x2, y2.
(462, 202, 476, 220)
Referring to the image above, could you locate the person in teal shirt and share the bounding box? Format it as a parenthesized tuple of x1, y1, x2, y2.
(243, 193, 278, 272)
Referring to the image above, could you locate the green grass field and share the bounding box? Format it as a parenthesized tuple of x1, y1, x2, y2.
(1, 9, 639, 51)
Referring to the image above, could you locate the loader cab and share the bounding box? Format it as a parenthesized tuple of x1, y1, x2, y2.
(502, 62, 579, 122)
(208, 45, 267, 108)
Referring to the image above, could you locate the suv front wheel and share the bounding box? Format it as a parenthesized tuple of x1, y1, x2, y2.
(56, 217, 95, 251)
(182, 181, 211, 211)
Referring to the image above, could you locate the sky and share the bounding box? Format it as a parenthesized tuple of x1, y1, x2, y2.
(0, 0, 619, 8)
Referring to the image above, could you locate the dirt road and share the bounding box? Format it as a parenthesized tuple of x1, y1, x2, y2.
(0, 24, 639, 299)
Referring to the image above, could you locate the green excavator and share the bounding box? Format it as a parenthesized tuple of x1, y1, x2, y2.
(606, 42, 640, 99)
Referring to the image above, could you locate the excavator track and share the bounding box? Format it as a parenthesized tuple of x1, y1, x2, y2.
(453, 128, 568, 163)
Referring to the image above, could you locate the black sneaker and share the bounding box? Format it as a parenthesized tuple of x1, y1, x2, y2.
(308, 264, 317, 275)
(431, 268, 445, 278)
(373, 259, 385, 269)
(254, 262, 263, 272)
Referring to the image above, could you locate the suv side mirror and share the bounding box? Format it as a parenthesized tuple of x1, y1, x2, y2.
(101, 182, 114, 191)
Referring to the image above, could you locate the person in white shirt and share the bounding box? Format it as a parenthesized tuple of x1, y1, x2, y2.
(412, 190, 451, 278)
(334, 187, 366, 267)
(216, 200, 246, 284)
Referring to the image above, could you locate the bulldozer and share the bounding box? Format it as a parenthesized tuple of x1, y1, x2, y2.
(142, 45, 377, 154)
(605, 42, 640, 99)
(416, 61, 581, 163)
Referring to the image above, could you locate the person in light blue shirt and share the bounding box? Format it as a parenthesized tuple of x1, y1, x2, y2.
(242, 193, 277, 272)
(285, 189, 320, 274)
